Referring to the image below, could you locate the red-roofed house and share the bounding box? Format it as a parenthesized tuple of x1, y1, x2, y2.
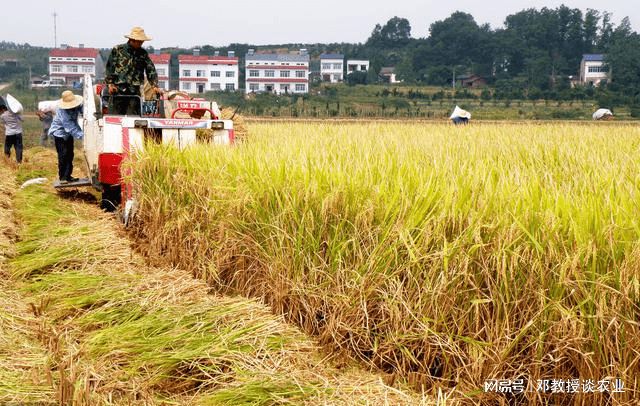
(178, 51, 239, 94)
(150, 53, 171, 91)
(48, 45, 104, 86)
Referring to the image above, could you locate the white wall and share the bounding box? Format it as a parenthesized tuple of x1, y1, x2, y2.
(179, 62, 239, 93)
(581, 61, 608, 85)
(320, 58, 343, 83)
(155, 63, 170, 90)
(347, 59, 369, 72)
(245, 58, 309, 94)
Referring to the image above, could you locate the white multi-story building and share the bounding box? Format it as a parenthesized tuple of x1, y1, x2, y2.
(245, 49, 309, 94)
(320, 53, 344, 83)
(178, 52, 239, 94)
(48, 45, 104, 86)
(149, 53, 171, 91)
(346, 59, 369, 73)
(579, 54, 608, 86)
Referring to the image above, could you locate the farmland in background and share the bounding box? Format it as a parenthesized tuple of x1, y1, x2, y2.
(131, 122, 640, 404)
(3, 80, 639, 121)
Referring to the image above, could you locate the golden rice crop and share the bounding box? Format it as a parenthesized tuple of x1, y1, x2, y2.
(130, 122, 640, 404)
(1, 148, 423, 405)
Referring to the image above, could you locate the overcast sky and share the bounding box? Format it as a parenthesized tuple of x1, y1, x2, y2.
(2, 0, 638, 49)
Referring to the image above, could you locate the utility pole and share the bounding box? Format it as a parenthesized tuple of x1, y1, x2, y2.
(452, 66, 456, 90)
(53, 11, 58, 48)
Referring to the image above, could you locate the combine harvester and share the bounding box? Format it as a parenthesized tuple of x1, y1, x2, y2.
(55, 73, 235, 220)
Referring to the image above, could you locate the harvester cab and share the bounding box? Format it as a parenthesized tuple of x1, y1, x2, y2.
(55, 73, 235, 221)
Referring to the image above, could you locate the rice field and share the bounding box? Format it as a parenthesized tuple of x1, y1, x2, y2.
(0, 148, 424, 405)
(130, 122, 640, 404)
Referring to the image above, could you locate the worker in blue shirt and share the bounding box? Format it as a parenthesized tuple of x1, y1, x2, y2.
(49, 91, 84, 183)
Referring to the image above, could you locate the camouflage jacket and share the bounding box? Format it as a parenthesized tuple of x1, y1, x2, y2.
(105, 43, 158, 92)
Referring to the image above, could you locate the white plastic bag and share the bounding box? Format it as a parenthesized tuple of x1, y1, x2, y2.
(20, 178, 48, 189)
(592, 108, 613, 120)
(5, 94, 23, 114)
(38, 100, 58, 113)
(450, 105, 471, 120)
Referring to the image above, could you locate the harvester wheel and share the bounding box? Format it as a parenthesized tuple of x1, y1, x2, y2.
(100, 184, 122, 212)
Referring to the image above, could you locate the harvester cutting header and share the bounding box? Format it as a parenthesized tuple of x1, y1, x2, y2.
(53, 27, 235, 220)
(77, 74, 235, 215)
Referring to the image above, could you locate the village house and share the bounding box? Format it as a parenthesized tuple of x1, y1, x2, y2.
(245, 49, 310, 94)
(178, 50, 239, 94)
(456, 74, 486, 88)
(379, 66, 400, 83)
(48, 44, 104, 86)
(579, 54, 608, 86)
(320, 53, 344, 83)
(149, 52, 171, 91)
(346, 59, 369, 73)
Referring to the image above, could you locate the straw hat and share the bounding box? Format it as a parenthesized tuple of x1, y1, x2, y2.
(58, 90, 83, 109)
(125, 26, 152, 41)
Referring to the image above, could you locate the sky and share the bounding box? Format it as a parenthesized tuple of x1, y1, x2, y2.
(1, 0, 638, 49)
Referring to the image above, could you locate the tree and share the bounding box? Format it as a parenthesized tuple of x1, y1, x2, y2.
(605, 18, 640, 96)
(366, 17, 412, 48)
(346, 71, 367, 86)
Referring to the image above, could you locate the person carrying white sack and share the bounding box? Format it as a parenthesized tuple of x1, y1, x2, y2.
(48, 91, 84, 183)
(0, 95, 24, 164)
(36, 108, 54, 147)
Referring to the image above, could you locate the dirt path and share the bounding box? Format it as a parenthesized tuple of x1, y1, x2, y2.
(0, 149, 429, 405)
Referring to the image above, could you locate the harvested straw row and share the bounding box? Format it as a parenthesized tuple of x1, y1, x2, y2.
(0, 163, 55, 405)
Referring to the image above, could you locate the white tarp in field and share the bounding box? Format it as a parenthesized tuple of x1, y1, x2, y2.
(450, 105, 471, 120)
(592, 108, 613, 120)
(6, 94, 23, 114)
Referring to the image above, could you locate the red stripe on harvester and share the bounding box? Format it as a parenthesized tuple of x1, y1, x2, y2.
(98, 153, 124, 184)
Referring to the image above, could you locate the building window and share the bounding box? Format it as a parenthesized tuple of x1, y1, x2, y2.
(225, 83, 235, 91)
(249, 70, 259, 77)
(157, 68, 166, 76)
(360, 65, 367, 70)
(280, 70, 290, 78)
(82, 65, 93, 73)
(321, 63, 331, 70)
(249, 83, 259, 91)
(211, 71, 220, 77)
(280, 84, 289, 92)
(333, 63, 342, 70)
(210, 83, 221, 90)
(183, 70, 191, 77)
(51, 65, 62, 73)
(158, 81, 166, 88)
(183, 82, 191, 90)
(226, 71, 235, 77)
(265, 70, 275, 77)
(68, 65, 78, 73)
(295, 84, 306, 92)
(296, 70, 305, 78)
(196, 70, 206, 77)
(588, 66, 607, 73)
